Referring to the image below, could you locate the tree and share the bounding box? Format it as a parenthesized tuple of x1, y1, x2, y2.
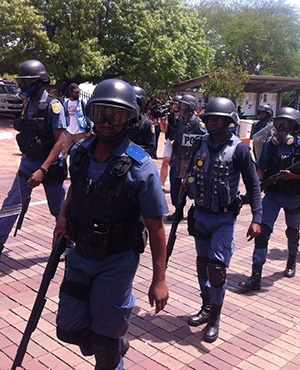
(195, 0, 300, 77)
(0, 0, 56, 75)
(0, 0, 213, 96)
(200, 60, 249, 103)
(91, 0, 213, 97)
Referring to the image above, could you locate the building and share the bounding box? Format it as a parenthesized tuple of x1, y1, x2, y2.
(170, 74, 300, 118)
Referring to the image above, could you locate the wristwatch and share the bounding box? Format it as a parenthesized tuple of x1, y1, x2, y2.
(39, 166, 48, 175)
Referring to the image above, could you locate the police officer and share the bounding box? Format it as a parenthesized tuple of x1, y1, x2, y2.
(167, 94, 207, 221)
(0, 60, 66, 258)
(250, 105, 273, 139)
(53, 79, 169, 369)
(160, 95, 182, 192)
(239, 107, 300, 292)
(128, 85, 156, 158)
(186, 98, 262, 342)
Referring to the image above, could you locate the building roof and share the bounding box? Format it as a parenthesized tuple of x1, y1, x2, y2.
(170, 73, 300, 94)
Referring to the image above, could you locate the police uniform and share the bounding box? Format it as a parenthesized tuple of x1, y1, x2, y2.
(0, 91, 66, 249)
(56, 136, 168, 369)
(187, 132, 262, 341)
(250, 139, 300, 270)
(170, 114, 206, 209)
(128, 114, 156, 158)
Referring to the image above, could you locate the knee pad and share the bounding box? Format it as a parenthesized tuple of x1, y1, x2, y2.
(56, 326, 91, 346)
(207, 261, 226, 288)
(196, 257, 209, 278)
(286, 227, 299, 244)
(255, 223, 271, 249)
(91, 332, 120, 370)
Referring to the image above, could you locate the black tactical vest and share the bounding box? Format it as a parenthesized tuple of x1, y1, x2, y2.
(68, 137, 147, 258)
(15, 95, 55, 160)
(265, 140, 300, 196)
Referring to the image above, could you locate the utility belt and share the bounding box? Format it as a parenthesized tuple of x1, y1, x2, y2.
(194, 195, 243, 217)
(195, 205, 232, 214)
(72, 219, 147, 259)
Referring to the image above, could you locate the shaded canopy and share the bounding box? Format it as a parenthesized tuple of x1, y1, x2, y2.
(170, 74, 300, 94)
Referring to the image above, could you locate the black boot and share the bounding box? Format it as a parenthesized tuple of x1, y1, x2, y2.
(238, 264, 262, 291)
(188, 294, 211, 327)
(203, 303, 222, 343)
(284, 254, 296, 278)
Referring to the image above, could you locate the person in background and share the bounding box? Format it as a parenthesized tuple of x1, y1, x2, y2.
(53, 79, 169, 369)
(128, 85, 156, 158)
(0, 59, 66, 258)
(159, 95, 182, 192)
(62, 83, 92, 158)
(186, 97, 262, 343)
(239, 107, 300, 292)
(167, 94, 206, 221)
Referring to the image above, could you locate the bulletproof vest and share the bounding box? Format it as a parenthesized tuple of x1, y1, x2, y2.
(128, 114, 148, 146)
(68, 136, 146, 256)
(187, 135, 241, 212)
(173, 115, 206, 178)
(166, 111, 179, 141)
(15, 95, 55, 160)
(265, 139, 300, 196)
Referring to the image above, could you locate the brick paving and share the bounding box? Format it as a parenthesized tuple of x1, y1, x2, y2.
(0, 115, 300, 370)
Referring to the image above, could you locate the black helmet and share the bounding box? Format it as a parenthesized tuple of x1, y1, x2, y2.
(133, 85, 146, 110)
(257, 104, 273, 117)
(181, 94, 198, 111)
(16, 60, 49, 83)
(202, 97, 238, 125)
(274, 107, 300, 127)
(171, 95, 182, 104)
(86, 79, 139, 120)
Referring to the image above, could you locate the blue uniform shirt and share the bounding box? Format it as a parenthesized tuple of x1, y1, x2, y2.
(74, 136, 168, 219)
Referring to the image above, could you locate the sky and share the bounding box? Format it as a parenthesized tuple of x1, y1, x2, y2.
(287, 0, 300, 8)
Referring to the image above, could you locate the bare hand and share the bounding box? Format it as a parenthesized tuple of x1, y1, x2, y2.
(277, 170, 297, 181)
(148, 279, 169, 314)
(27, 169, 44, 188)
(246, 222, 261, 241)
(53, 216, 68, 247)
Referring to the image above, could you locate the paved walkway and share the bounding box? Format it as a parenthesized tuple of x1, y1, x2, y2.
(0, 116, 300, 370)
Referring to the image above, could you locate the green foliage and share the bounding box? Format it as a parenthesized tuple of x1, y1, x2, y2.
(195, 0, 300, 76)
(201, 60, 249, 103)
(93, 0, 213, 97)
(0, 0, 56, 75)
(1, 0, 300, 98)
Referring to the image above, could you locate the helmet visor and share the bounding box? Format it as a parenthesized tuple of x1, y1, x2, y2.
(89, 105, 131, 126)
(273, 118, 294, 131)
(15, 77, 37, 88)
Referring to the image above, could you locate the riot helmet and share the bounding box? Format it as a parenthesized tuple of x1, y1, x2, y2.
(171, 95, 182, 104)
(202, 97, 238, 125)
(15, 59, 50, 99)
(86, 79, 139, 143)
(271, 107, 300, 146)
(274, 107, 300, 126)
(257, 104, 273, 117)
(170, 95, 182, 113)
(180, 94, 198, 114)
(133, 85, 147, 111)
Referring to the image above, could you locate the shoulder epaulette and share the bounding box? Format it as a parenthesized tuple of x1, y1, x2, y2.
(126, 143, 148, 164)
